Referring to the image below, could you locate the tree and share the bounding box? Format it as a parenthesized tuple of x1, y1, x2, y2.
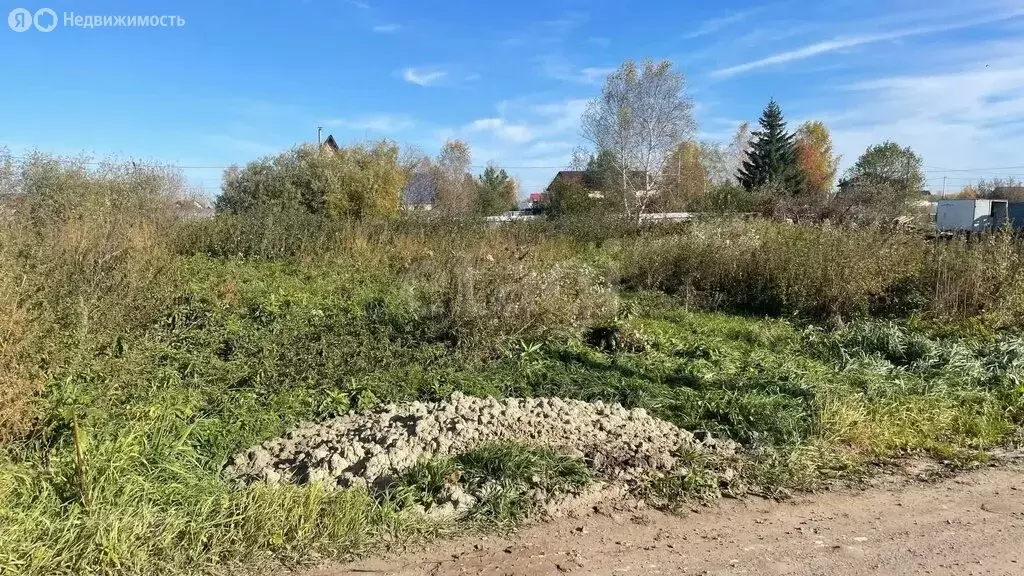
(582, 150, 623, 208)
(726, 121, 751, 182)
(544, 177, 594, 219)
(838, 141, 925, 220)
(330, 140, 405, 218)
(978, 177, 1024, 201)
(434, 139, 474, 215)
(844, 141, 924, 198)
(794, 120, 839, 198)
(660, 141, 707, 211)
(475, 165, 517, 216)
(737, 100, 803, 193)
(581, 58, 696, 220)
(217, 140, 405, 219)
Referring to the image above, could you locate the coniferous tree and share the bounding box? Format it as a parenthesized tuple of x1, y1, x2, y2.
(737, 100, 803, 193)
(475, 165, 517, 216)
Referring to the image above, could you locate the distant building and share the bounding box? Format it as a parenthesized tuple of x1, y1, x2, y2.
(401, 172, 436, 210)
(545, 170, 651, 198)
(320, 134, 340, 153)
(174, 198, 216, 220)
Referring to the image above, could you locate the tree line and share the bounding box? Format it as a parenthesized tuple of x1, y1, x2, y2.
(545, 58, 930, 223)
(216, 138, 519, 219)
(218, 57, 933, 223)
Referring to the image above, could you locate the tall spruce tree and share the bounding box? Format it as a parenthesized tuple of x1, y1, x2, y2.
(737, 100, 803, 193)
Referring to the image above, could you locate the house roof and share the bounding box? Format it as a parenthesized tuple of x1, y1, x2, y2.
(546, 169, 649, 192)
(402, 172, 436, 206)
(546, 171, 585, 191)
(321, 134, 339, 151)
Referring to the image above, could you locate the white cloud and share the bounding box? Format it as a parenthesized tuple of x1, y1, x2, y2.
(465, 118, 534, 143)
(812, 45, 1024, 190)
(539, 55, 614, 84)
(401, 67, 447, 87)
(682, 10, 754, 39)
(372, 23, 400, 33)
(579, 67, 614, 84)
(345, 0, 369, 8)
(711, 8, 1024, 78)
(530, 98, 589, 131)
(325, 114, 414, 132)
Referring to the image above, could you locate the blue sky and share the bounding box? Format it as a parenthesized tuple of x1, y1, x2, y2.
(3, 0, 1024, 197)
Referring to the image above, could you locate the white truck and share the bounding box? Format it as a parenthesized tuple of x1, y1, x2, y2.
(935, 199, 1008, 233)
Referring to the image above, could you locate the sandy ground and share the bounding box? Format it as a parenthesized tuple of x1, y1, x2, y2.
(305, 463, 1024, 576)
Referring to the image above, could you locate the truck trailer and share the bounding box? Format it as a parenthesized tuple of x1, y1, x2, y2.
(935, 199, 1008, 233)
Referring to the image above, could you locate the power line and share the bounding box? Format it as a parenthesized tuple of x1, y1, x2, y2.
(923, 165, 1024, 173)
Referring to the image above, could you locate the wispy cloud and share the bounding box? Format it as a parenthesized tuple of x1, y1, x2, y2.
(807, 38, 1024, 187)
(500, 12, 589, 48)
(465, 118, 535, 143)
(345, 0, 369, 8)
(372, 23, 400, 33)
(711, 8, 1024, 78)
(325, 114, 414, 132)
(539, 55, 614, 84)
(401, 67, 447, 87)
(682, 10, 753, 39)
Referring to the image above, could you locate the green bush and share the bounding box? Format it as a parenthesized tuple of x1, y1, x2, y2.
(216, 142, 405, 220)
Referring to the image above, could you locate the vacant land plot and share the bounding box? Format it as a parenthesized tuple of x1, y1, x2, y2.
(2, 159, 1024, 575)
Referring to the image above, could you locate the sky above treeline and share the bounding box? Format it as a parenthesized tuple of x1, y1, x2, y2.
(3, 0, 1024, 196)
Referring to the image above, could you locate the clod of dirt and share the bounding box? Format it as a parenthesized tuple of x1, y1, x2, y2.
(224, 392, 734, 494)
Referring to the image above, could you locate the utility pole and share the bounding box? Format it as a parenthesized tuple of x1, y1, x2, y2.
(942, 176, 946, 197)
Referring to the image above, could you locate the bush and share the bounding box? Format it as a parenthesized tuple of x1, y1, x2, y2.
(621, 219, 1024, 324)
(0, 151, 185, 440)
(622, 219, 924, 318)
(419, 246, 618, 355)
(217, 142, 405, 220)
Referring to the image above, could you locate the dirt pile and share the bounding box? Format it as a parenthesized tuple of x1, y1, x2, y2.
(224, 392, 734, 493)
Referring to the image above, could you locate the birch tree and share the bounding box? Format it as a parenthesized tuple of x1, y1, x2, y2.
(581, 59, 696, 220)
(434, 139, 474, 215)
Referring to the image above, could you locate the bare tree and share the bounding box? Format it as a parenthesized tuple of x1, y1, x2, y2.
(434, 139, 474, 215)
(399, 143, 431, 176)
(726, 121, 751, 183)
(581, 59, 696, 220)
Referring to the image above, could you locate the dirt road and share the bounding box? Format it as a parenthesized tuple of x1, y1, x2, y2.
(311, 464, 1024, 576)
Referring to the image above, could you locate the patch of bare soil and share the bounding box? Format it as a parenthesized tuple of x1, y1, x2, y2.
(303, 461, 1024, 576)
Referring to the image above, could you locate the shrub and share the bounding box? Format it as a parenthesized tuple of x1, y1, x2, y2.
(423, 247, 617, 355)
(217, 142, 406, 220)
(0, 151, 185, 440)
(621, 219, 924, 318)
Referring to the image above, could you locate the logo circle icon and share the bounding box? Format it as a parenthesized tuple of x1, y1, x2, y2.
(8, 7, 32, 32)
(33, 8, 57, 32)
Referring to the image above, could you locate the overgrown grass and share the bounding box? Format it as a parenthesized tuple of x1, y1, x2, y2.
(2, 151, 1024, 574)
(621, 220, 1024, 322)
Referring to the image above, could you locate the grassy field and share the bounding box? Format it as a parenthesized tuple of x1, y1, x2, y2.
(2, 158, 1024, 575)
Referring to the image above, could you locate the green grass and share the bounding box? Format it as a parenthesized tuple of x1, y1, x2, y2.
(3, 251, 1024, 574)
(393, 443, 592, 528)
(3, 177, 1024, 576)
